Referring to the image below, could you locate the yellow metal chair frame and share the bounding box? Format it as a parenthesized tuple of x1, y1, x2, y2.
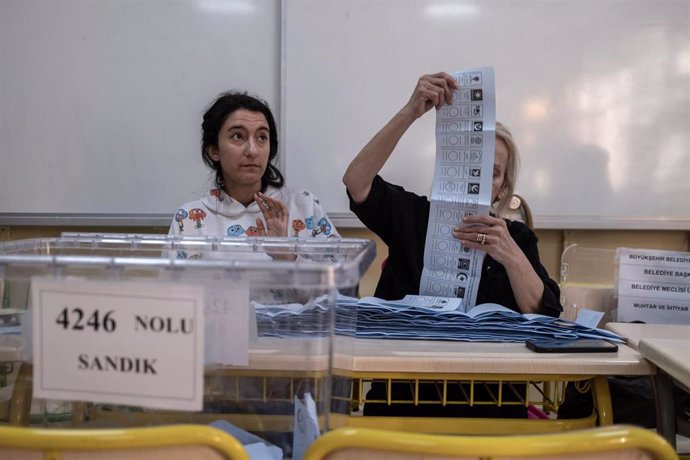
(0, 424, 249, 460)
(337, 372, 612, 435)
(8, 363, 613, 436)
(304, 426, 679, 460)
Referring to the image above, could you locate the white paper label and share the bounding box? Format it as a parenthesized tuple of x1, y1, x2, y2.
(617, 248, 690, 324)
(32, 278, 205, 411)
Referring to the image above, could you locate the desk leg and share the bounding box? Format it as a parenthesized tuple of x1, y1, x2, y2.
(72, 402, 86, 426)
(9, 362, 32, 426)
(652, 371, 677, 450)
(591, 376, 613, 426)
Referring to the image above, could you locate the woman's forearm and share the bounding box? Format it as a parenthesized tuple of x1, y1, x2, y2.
(343, 108, 416, 204)
(504, 252, 546, 314)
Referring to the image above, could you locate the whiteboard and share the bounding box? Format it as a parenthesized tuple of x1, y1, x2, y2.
(0, 0, 279, 225)
(284, 0, 690, 229)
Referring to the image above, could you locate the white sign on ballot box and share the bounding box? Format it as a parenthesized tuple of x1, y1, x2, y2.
(31, 278, 205, 411)
(617, 248, 690, 324)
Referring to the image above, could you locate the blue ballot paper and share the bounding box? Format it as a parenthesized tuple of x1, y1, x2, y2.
(253, 294, 624, 344)
(209, 420, 282, 460)
(292, 392, 319, 460)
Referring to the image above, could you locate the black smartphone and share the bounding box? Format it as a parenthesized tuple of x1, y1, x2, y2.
(525, 338, 618, 353)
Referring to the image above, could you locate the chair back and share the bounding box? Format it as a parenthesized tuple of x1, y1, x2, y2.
(0, 424, 249, 460)
(304, 426, 678, 460)
(504, 194, 534, 229)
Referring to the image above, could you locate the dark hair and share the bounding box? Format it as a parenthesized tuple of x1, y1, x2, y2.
(201, 91, 284, 191)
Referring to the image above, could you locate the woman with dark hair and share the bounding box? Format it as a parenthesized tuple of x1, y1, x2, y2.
(169, 91, 337, 240)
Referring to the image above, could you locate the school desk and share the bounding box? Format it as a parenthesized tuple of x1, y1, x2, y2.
(606, 322, 690, 450)
(6, 336, 655, 436)
(334, 337, 653, 434)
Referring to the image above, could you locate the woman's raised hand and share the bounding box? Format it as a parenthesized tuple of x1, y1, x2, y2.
(403, 72, 458, 119)
(255, 192, 289, 237)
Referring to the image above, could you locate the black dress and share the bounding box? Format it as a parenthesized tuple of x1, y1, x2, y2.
(349, 175, 563, 417)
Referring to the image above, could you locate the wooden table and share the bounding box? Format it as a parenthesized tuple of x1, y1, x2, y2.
(606, 323, 689, 349)
(346, 338, 651, 375)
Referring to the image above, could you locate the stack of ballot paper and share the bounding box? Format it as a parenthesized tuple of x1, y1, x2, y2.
(254, 295, 623, 343)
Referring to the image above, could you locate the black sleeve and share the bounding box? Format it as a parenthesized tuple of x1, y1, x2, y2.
(509, 221, 563, 318)
(348, 175, 427, 246)
(348, 176, 431, 300)
(348, 175, 394, 243)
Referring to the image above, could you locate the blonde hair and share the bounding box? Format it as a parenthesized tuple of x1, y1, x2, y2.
(493, 121, 520, 217)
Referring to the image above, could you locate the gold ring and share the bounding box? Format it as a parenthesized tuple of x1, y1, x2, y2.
(477, 233, 487, 245)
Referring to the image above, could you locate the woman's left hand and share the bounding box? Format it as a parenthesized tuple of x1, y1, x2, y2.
(255, 192, 289, 237)
(452, 214, 520, 266)
(454, 213, 546, 314)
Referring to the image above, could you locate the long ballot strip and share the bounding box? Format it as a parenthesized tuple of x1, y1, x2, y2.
(419, 68, 496, 311)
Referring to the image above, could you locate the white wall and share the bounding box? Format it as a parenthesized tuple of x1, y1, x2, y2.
(2, 0, 689, 229)
(284, 0, 690, 229)
(0, 0, 279, 224)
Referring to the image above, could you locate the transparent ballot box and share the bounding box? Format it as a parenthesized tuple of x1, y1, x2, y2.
(0, 234, 375, 456)
(560, 244, 617, 324)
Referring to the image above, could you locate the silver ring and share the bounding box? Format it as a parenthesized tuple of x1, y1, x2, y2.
(477, 233, 487, 245)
